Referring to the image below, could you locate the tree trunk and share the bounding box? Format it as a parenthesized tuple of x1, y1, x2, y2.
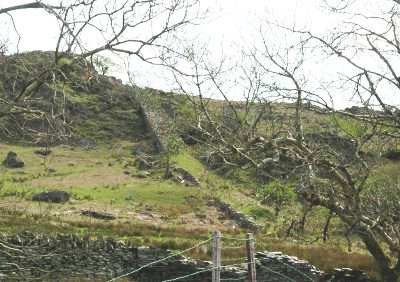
(357, 228, 399, 282)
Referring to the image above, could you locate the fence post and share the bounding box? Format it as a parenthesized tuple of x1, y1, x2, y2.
(212, 230, 221, 282)
(246, 233, 257, 282)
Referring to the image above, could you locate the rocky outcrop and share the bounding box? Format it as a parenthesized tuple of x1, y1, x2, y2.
(32, 190, 70, 203)
(3, 151, 24, 168)
(345, 106, 369, 115)
(209, 198, 261, 230)
(305, 132, 357, 163)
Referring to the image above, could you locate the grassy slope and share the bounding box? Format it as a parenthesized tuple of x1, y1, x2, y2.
(0, 142, 380, 277)
(0, 52, 392, 278)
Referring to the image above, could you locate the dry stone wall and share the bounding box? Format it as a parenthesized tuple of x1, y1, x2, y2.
(0, 233, 376, 282)
(210, 198, 261, 231)
(0, 232, 211, 281)
(139, 104, 167, 153)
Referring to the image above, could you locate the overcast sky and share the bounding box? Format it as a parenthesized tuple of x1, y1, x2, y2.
(0, 1, 326, 52)
(1, 0, 397, 109)
(0, 1, 315, 88)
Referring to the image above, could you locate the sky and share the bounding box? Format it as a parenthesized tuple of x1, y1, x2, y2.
(0, 1, 318, 49)
(0, 0, 398, 109)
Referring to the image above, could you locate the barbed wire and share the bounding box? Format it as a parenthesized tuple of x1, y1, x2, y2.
(107, 237, 213, 282)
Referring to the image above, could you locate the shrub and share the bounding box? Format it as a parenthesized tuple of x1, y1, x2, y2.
(258, 179, 296, 216)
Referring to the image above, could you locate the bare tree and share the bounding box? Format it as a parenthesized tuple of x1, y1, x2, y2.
(0, 0, 202, 143)
(166, 2, 400, 280)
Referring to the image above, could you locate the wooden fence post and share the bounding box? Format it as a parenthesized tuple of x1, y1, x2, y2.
(246, 233, 257, 282)
(212, 230, 221, 282)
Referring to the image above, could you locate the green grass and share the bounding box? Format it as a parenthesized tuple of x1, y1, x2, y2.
(171, 150, 205, 173)
(0, 142, 389, 280)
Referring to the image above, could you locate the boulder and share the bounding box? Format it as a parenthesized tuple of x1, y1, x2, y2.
(3, 151, 24, 168)
(381, 150, 400, 161)
(34, 149, 52, 156)
(171, 167, 200, 186)
(81, 210, 116, 220)
(137, 171, 150, 178)
(137, 159, 152, 170)
(79, 137, 96, 149)
(32, 190, 70, 203)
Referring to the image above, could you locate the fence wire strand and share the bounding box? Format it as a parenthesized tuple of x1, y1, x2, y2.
(221, 244, 246, 250)
(107, 232, 314, 282)
(161, 268, 212, 282)
(107, 237, 213, 282)
(259, 264, 298, 282)
(274, 258, 315, 281)
(221, 236, 253, 242)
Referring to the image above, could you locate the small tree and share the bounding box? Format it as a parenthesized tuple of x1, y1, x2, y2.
(258, 179, 296, 216)
(92, 55, 119, 75)
(163, 134, 185, 178)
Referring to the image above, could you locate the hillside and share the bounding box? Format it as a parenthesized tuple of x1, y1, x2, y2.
(0, 51, 398, 280)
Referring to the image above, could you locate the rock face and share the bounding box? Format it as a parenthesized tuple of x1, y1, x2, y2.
(3, 151, 24, 168)
(32, 190, 70, 203)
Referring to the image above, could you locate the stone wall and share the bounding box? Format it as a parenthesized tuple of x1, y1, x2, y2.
(0, 232, 212, 281)
(139, 105, 167, 153)
(171, 167, 201, 186)
(0, 233, 376, 281)
(255, 251, 377, 282)
(210, 198, 261, 231)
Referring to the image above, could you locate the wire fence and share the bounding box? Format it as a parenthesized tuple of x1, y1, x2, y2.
(107, 231, 315, 282)
(107, 238, 213, 282)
